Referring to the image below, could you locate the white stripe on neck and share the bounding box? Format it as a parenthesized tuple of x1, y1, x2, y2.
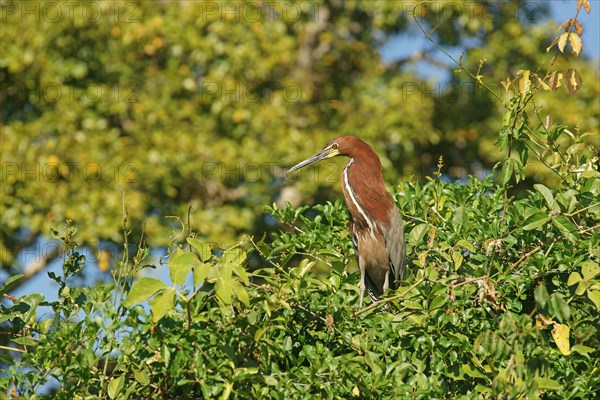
(343, 159, 377, 240)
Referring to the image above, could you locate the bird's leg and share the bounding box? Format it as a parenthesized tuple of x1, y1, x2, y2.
(383, 270, 390, 293)
(359, 262, 366, 307)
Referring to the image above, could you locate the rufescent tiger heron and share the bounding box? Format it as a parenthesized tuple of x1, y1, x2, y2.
(287, 136, 406, 306)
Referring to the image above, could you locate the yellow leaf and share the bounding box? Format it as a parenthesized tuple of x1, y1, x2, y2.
(557, 32, 569, 53)
(568, 33, 583, 56)
(551, 323, 570, 355)
(536, 76, 551, 91)
(518, 70, 531, 94)
(565, 68, 583, 95)
(352, 386, 360, 397)
(418, 251, 428, 265)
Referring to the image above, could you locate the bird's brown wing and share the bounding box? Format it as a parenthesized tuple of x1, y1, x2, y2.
(349, 220, 381, 300)
(384, 209, 406, 288)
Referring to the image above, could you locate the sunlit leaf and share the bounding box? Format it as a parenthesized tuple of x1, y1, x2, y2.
(581, 261, 599, 280)
(124, 278, 168, 306)
(567, 272, 582, 286)
(551, 323, 570, 355)
(149, 288, 175, 323)
(588, 290, 600, 310)
(518, 70, 531, 94)
(567, 33, 582, 56)
(193, 262, 212, 287)
(187, 238, 212, 261)
(215, 277, 233, 305)
(557, 32, 569, 53)
(169, 250, 199, 286)
(107, 375, 125, 400)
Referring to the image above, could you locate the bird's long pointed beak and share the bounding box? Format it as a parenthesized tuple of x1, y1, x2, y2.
(286, 146, 339, 175)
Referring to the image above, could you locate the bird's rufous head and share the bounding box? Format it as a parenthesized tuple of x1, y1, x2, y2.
(286, 136, 375, 174)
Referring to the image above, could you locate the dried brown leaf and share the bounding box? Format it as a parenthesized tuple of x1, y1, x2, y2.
(535, 314, 554, 329)
(559, 18, 575, 32)
(565, 68, 583, 95)
(574, 19, 583, 36)
(548, 71, 563, 93)
(577, 0, 591, 14)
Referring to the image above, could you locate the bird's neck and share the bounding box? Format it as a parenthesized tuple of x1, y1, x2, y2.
(342, 159, 394, 233)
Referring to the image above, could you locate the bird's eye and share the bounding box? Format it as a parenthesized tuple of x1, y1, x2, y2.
(331, 143, 338, 149)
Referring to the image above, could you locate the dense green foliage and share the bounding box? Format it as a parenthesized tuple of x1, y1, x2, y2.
(2, 0, 598, 283)
(1, 1, 599, 398)
(2, 172, 599, 398)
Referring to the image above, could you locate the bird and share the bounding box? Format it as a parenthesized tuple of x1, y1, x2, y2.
(287, 136, 406, 306)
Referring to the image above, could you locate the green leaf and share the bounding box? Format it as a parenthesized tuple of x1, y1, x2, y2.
(124, 278, 168, 306)
(547, 293, 571, 323)
(215, 277, 233, 305)
(534, 285, 549, 308)
(408, 223, 429, 249)
(233, 263, 250, 285)
(222, 249, 247, 267)
(500, 158, 514, 186)
(552, 216, 578, 242)
(570, 344, 595, 355)
(11, 336, 38, 346)
(1, 274, 23, 293)
(522, 211, 550, 230)
(169, 250, 199, 286)
(567, 272, 582, 286)
(263, 375, 278, 386)
(187, 237, 212, 261)
(575, 280, 592, 296)
(149, 288, 175, 323)
(429, 294, 448, 311)
(231, 280, 250, 306)
(536, 377, 561, 390)
(461, 364, 487, 379)
(452, 206, 468, 227)
(134, 370, 150, 385)
(587, 290, 600, 310)
(451, 249, 463, 269)
(193, 262, 212, 287)
(107, 375, 125, 400)
(534, 184, 559, 212)
(455, 239, 475, 252)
